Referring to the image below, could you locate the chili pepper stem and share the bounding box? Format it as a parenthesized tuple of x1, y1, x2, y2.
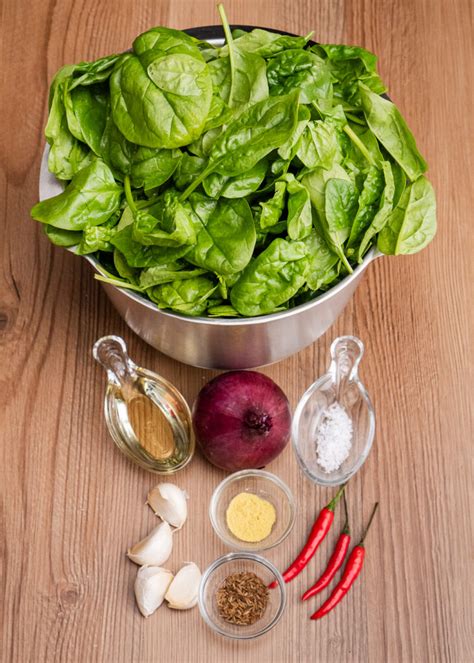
(327, 483, 347, 512)
(359, 502, 379, 546)
(342, 491, 350, 535)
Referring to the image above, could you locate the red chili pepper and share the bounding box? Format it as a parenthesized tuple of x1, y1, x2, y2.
(310, 502, 379, 620)
(269, 484, 346, 589)
(302, 492, 351, 601)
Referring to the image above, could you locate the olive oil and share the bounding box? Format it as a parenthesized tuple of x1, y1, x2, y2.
(93, 335, 194, 473)
(128, 394, 176, 460)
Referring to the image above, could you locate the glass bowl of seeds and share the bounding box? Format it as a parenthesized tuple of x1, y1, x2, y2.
(198, 552, 286, 639)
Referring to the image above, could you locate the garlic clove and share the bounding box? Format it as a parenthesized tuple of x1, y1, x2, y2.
(164, 562, 201, 610)
(147, 483, 188, 529)
(134, 566, 173, 617)
(127, 521, 173, 566)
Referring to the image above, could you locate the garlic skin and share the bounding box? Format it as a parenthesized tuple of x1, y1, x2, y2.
(147, 483, 188, 529)
(127, 521, 173, 566)
(165, 562, 201, 610)
(134, 566, 173, 617)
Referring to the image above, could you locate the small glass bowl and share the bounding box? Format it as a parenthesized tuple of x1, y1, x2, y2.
(209, 469, 295, 551)
(198, 552, 286, 639)
(292, 336, 375, 486)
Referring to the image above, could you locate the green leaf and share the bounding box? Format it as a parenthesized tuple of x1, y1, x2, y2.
(297, 120, 343, 169)
(180, 91, 299, 198)
(347, 165, 385, 249)
(45, 81, 93, 181)
(139, 263, 207, 288)
(218, 10, 269, 111)
(186, 194, 256, 275)
(259, 181, 287, 230)
(203, 159, 267, 199)
(64, 83, 109, 156)
(358, 83, 427, 181)
(301, 163, 352, 225)
(230, 238, 307, 316)
(31, 159, 122, 230)
(131, 190, 196, 247)
(267, 50, 332, 104)
(147, 276, 217, 315)
(301, 227, 340, 291)
(377, 175, 436, 255)
(358, 160, 395, 260)
(284, 175, 313, 240)
(222, 28, 310, 58)
(130, 146, 182, 191)
(111, 224, 191, 267)
(110, 40, 212, 148)
(77, 224, 117, 254)
(44, 225, 82, 247)
(323, 178, 359, 271)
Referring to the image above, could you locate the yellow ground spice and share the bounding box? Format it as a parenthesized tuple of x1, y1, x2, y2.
(226, 492, 276, 543)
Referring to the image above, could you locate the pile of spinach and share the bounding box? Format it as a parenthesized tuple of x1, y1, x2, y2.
(31, 4, 436, 318)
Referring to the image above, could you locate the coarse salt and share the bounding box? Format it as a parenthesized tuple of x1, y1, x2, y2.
(315, 402, 353, 473)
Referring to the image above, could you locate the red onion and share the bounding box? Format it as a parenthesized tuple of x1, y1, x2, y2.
(192, 371, 292, 471)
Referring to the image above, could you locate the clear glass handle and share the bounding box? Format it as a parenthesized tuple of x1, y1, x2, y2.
(329, 335, 365, 401)
(93, 335, 138, 388)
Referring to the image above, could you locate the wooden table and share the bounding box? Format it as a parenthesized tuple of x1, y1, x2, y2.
(2, 0, 472, 661)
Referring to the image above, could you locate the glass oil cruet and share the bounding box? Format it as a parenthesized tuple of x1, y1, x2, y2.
(93, 335, 194, 473)
(292, 335, 375, 486)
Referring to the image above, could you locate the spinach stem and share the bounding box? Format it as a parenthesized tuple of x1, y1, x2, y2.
(94, 274, 143, 291)
(339, 251, 354, 274)
(179, 165, 213, 201)
(124, 175, 137, 214)
(343, 125, 375, 165)
(217, 3, 236, 107)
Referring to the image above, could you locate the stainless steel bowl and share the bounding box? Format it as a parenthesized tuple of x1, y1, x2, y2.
(38, 25, 380, 370)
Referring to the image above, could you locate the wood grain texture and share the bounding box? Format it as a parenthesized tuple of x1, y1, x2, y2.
(1, 0, 472, 661)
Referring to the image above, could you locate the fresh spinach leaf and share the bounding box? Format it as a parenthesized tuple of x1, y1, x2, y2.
(180, 91, 299, 198)
(301, 227, 340, 291)
(44, 225, 82, 247)
(46, 81, 93, 180)
(130, 146, 182, 191)
(147, 276, 217, 315)
(77, 224, 117, 254)
(347, 165, 384, 250)
(203, 159, 267, 199)
(186, 194, 256, 274)
(230, 238, 307, 316)
(111, 224, 191, 267)
(297, 120, 343, 169)
(357, 160, 395, 260)
(377, 175, 436, 255)
(130, 189, 196, 247)
(32, 159, 122, 230)
(283, 174, 313, 240)
(267, 50, 332, 104)
(359, 83, 427, 181)
(259, 181, 287, 230)
(323, 178, 359, 272)
(110, 38, 212, 148)
(64, 83, 109, 156)
(139, 263, 207, 288)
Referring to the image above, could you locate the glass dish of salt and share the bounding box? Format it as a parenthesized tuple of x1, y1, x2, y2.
(292, 336, 375, 486)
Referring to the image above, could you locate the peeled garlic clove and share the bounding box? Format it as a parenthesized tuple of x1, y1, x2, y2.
(165, 562, 201, 610)
(134, 566, 173, 618)
(147, 483, 188, 529)
(127, 521, 173, 566)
